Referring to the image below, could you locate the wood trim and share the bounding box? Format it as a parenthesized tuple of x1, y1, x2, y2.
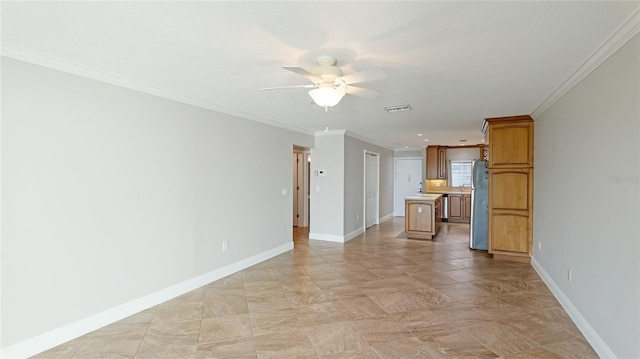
(482, 114, 533, 134)
(484, 114, 533, 124)
(493, 253, 531, 263)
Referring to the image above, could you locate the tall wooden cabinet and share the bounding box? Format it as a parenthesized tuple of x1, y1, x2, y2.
(482, 115, 534, 261)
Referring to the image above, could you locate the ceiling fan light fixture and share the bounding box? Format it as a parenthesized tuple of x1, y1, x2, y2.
(308, 87, 345, 107)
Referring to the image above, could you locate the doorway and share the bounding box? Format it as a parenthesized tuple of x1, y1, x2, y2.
(394, 157, 423, 216)
(364, 151, 380, 229)
(293, 150, 310, 227)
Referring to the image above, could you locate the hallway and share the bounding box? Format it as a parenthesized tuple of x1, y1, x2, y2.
(34, 219, 596, 358)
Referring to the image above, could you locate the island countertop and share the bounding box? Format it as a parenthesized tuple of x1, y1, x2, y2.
(405, 193, 443, 201)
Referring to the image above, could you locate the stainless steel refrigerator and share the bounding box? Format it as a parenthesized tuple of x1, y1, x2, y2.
(470, 160, 488, 250)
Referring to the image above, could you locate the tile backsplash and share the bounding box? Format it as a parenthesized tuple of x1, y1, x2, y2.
(426, 179, 471, 193)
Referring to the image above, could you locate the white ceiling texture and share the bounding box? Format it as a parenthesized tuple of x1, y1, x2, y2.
(2, 1, 638, 149)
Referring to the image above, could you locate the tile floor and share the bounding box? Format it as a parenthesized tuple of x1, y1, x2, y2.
(32, 219, 598, 358)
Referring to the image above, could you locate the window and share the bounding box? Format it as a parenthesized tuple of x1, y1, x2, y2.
(450, 160, 473, 187)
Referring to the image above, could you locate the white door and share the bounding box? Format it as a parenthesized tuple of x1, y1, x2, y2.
(365, 152, 379, 229)
(394, 158, 423, 216)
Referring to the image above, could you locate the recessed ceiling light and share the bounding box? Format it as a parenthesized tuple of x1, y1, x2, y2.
(424, 139, 429, 142)
(481, 139, 485, 142)
(417, 133, 423, 136)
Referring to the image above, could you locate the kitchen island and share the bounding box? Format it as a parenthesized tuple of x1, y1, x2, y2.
(405, 194, 443, 240)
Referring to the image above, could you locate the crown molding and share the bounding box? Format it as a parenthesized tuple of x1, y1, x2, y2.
(344, 130, 394, 151)
(0, 43, 316, 137)
(394, 148, 424, 152)
(313, 129, 393, 150)
(531, 6, 640, 119)
(315, 129, 347, 136)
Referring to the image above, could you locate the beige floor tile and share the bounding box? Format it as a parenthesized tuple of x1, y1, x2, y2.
(31, 221, 599, 359)
(435, 282, 492, 302)
(72, 323, 148, 358)
(250, 307, 301, 335)
(199, 314, 253, 344)
(499, 308, 580, 345)
(304, 321, 367, 356)
(196, 337, 257, 359)
(136, 319, 200, 356)
(349, 317, 413, 344)
(462, 322, 539, 357)
(503, 347, 564, 358)
(321, 285, 367, 301)
(404, 287, 452, 308)
(285, 287, 330, 306)
(254, 329, 317, 358)
(334, 296, 388, 320)
(367, 291, 425, 314)
(155, 300, 204, 322)
(369, 337, 437, 359)
(294, 302, 347, 325)
(543, 336, 599, 359)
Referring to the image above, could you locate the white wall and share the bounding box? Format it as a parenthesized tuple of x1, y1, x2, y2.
(533, 34, 639, 358)
(344, 135, 394, 234)
(309, 133, 345, 240)
(394, 149, 423, 158)
(309, 132, 393, 242)
(1, 58, 314, 350)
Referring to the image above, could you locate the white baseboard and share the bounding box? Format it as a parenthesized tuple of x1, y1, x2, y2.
(531, 257, 617, 359)
(379, 213, 394, 222)
(309, 232, 346, 243)
(0, 242, 294, 359)
(344, 227, 364, 242)
(309, 227, 365, 243)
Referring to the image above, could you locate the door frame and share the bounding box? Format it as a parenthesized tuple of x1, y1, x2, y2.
(363, 150, 380, 229)
(293, 150, 310, 227)
(393, 157, 423, 216)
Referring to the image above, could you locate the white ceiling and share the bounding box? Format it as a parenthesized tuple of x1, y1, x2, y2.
(2, 1, 638, 149)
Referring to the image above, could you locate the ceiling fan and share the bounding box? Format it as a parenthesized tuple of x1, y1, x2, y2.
(262, 56, 385, 108)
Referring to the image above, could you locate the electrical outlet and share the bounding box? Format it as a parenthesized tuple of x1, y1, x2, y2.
(222, 240, 229, 252)
(538, 242, 541, 250)
(356, 213, 359, 220)
(568, 269, 572, 282)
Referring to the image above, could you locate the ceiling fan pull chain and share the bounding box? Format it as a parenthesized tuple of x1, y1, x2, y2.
(325, 107, 330, 132)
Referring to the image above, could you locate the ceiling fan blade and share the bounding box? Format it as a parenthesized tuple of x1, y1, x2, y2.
(337, 69, 386, 85)
(345, 85, 381, 99)
(282, 66, 319, 80)
(261, 84, 316, 91)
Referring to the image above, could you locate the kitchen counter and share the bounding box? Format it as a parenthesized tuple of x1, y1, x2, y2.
(405, 193, 442, 201)
(426, 190, 470, 195)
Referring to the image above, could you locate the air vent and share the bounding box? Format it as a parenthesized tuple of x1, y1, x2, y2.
(384, 104, 412, 113)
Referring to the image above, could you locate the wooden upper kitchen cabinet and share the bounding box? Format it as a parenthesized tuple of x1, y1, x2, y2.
(426, 146, 447, 180)
(483, 115, 534, 261)
(483, 116, 533, 168)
